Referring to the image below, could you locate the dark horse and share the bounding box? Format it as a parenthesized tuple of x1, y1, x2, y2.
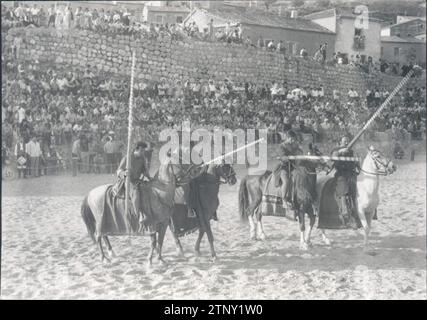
(238, 146, 327, 250)
(81, 158, 195, 267)
(171, 162, 237, 261)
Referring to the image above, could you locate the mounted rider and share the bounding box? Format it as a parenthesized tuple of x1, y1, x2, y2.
(273, 130, 303, 210)
(330, 136, 360, 229)
(115, 141, 153, 233)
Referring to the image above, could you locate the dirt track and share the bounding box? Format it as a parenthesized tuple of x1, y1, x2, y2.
(1, 156, 426, 299)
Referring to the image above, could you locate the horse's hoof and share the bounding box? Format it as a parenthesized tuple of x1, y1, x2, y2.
(300, 243, 309, 251)
(176, 249, 185, 257)
(102, 257, 111, 264)
(323, 238, 332, 246)
(258, 233, 266, 241)
(210, 256, 218, 263)
(306, 241, 313, 248)
(158, 257, 168, 266)
(250, 233, 257, 241)
(194, 250, 201, 257)
(107, 250, 116, 259)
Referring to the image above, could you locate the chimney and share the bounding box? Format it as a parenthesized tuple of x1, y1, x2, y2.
(291, 10, 298, 18)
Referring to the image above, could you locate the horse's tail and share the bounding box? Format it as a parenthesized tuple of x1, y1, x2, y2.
(238, 177, 249, 222)
(81, 196, 96, 243)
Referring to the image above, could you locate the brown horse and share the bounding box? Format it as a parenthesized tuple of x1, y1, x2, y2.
(238, 149, 327, 250)
(171, 162, 237, 261)
(81, 158, 195, 267)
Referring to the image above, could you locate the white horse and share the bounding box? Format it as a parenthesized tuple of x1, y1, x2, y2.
(320, 146, 397, 254)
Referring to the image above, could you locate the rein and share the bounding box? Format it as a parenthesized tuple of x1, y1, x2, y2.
(360, 151, 391, 177)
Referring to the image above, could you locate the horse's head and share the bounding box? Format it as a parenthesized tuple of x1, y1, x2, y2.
(157, 159, 195, 187)
(365, 146, 397, 175)
(215, 162, 237, 186)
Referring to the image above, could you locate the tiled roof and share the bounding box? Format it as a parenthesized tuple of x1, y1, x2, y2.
(305, 7, 383, 23)
(145, 5, 190, 13)
(381, 35, 425, 43)
(390, 18, 426, 27)
(197, 7, 335, 34)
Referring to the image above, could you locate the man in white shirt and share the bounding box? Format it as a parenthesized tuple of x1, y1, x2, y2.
(18, 104, 26, 123)
(26, 136, 42, 178)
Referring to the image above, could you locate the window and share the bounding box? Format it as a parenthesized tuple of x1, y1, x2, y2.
(394, 47, 400, 57)
(156, 15, 164, 24)
(176, 16, 183, 23)
(354, 27, 365, 49)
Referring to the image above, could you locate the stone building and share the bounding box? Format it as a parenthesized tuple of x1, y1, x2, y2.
(142, 1, 190, 24)
(305, 8, 383, 62)
(381, 36, 426, 68)
(381, 18, 426, 38)
(184, 5, 335, 58)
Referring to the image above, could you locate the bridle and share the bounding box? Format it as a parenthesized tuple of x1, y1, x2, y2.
(360, 150, 392, 176)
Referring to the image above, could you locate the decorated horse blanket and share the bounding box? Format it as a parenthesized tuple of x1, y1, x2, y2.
(99, 181, 174, 236)
(260, 172, 292, 219)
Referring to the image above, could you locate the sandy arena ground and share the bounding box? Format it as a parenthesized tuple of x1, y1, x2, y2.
(1, 154, 426, 300)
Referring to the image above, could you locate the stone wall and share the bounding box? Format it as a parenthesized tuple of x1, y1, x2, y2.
(4, 27, 425, 93)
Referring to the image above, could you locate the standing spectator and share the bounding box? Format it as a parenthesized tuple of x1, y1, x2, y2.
(320, 43, 327, 62)
(103, 136, 115, 174)
(71, 135, 81, 176)
(257, 36, 264, 49)
(79, 133, 90, 173)
(111, 135, 124, 170)
(300, 48, 308, 59)
(14, 137, 27, 179)
(208, 18, 214, 40)
(267, 40, 276, 51)
(26, 136, 42, 178)
(47, 5, 56, 27)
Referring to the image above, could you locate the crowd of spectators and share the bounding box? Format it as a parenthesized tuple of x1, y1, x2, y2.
(3, 2, 422, 76)
(2, 3, 426, 179)
(2, 54, 425, 178)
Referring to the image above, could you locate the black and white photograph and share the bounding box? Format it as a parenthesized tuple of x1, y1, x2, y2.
(1, 0, 426, 301)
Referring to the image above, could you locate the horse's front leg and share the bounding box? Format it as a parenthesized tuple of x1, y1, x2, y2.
(103, 236, 115, 259)
(156, 223, 168, 265)
(97, 236, 110, 264)
(204, 221, 217, 262)
(358, 207, 375, 255)
(256, 212, 266, 241)
(147, 233, 157, 268)
(320, 229, 332, 245)
(305, 211, 315, 248)
(297, 209, 308, 251)
(170, 223, 185, 257)
(248, 215, 257, 240)
(194, 229, 205, 256)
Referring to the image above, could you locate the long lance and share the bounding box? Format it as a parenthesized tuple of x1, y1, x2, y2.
(124, 51, 136, 230)
(347, 65, 421, 149)
(276, 155, 361, 162)
(203, 138, 265, 165)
